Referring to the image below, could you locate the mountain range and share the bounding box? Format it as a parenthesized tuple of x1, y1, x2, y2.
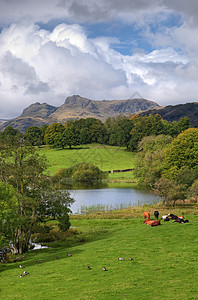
(0, 95, 198, 132)
(0, 95, 160, 132)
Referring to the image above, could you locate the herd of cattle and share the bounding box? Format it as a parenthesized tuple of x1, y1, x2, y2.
(143, 211, 189, 227)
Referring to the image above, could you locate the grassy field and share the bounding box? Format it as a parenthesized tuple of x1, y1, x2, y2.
(1, 206, 198, 300)
(37, 144, 136, 177)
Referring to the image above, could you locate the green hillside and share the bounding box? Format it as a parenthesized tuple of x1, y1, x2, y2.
(38, 144, 136, 176)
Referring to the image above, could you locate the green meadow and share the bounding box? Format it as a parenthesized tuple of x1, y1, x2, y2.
(37, 144, 136, 179)
(0, 207, 198, 300)
(1, 144, 197, 299)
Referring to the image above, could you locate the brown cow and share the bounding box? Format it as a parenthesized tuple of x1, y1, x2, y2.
(143, 219, 154, 225)
(143, 219, 161, 226)
(144, 212, 150, 219)
(150, 220, 161, 227)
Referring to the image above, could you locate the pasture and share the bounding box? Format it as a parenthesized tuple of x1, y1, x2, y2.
(37, 144, 136, 177)
(1, 208, 197, 300)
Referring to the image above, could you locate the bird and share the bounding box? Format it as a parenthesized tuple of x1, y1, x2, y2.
(67, 253, 72, 257)
(102, 267, 107, 271)
(118, 257, 124, 260)
(23, 271, 29, 275)
(129, 257, 133, 260)
(87, 265, 91, 270)
(19, 265, 24, 269)
(20, 274, 25, 278)
(36, 260, 41, 263)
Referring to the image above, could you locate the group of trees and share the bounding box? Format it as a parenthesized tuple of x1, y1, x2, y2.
(0, 115, 191, 151)
(0, 137, 74, 256)
(135, 128, 198, 205)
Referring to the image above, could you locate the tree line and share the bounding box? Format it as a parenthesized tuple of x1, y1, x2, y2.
(134, 128, 198, 205)
(0, 114, 191, 150)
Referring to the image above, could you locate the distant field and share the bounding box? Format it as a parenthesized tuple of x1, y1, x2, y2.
(37, 144, 136, 176)
(1, 210, 197, 300)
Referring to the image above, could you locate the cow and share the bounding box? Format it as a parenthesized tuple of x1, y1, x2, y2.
(143, 219, 152, 224)
(144, 212, 150, 219)
(150, 220, 161, 227)
(143, 219, 161, 226)
(154, 211, 159, 219)
(168, 214, 178, 220)
(174, 218, 189, 224)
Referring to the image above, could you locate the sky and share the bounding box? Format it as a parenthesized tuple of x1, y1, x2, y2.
(0, 0, 198, 119)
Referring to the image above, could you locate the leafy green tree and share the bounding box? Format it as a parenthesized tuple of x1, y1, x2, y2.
(72, 163, 106, 183)
(25, 126, 43, 146)
(163, 128, 198, 179)
(153, 178, 186, 206)
(105, 116, 134, 148)
(44, 123, 64, 146)
(60, 126, 81, 149)
(128, 115, 191, 151)
(0, 138, 73, 254)
(2, 126, 23, 144)
(134, 135, 172, 187)
(0, 182, 19, 250)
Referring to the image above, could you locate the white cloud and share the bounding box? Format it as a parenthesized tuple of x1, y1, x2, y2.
(0, 1, 198, 118)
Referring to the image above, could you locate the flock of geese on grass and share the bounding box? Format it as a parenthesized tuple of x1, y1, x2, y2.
(19, 254, 134, 277)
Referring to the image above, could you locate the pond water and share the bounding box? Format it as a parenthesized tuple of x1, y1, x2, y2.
(69, 185, 160, 214)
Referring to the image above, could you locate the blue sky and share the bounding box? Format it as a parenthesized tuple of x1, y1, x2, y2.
(0, 0, 198, 118)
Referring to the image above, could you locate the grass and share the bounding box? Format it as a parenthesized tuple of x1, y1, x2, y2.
(37, 144, 136, 176)
(1, 205, 198, 300)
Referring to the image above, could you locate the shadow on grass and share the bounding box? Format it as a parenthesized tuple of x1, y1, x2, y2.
(0, 227, 113, 273)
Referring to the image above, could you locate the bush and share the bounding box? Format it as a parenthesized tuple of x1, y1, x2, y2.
(72, 163, 106, 183)
(54, 163, 107, 184)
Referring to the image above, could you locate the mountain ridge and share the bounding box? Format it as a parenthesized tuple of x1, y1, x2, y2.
(0, 95, 160, 132)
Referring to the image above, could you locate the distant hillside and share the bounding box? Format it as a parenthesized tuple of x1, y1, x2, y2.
(140, 102, 198, 127)
(0, 95, 160, 132)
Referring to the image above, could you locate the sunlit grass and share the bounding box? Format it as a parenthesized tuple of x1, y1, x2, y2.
(1, 210, 198, 300)
(37, 144, 136, 176)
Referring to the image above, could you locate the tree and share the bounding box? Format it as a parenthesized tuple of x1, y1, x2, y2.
(153, 178, 186, 206)
(188, 179, 198, 202)
(2, 126, 23, 144)
(0, 138, 74, 254)
(25, 126, 43, 146)
(134, 135, 172, 187)
(0, 182, 19, 251)
(104, 116, 134, 148)
(72, 163, 106, 183)
(163, 128, 198, 180)
(44, 123, 64, 146)
(60, 126, 81, 149)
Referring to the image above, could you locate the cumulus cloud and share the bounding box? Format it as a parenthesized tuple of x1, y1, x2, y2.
(0, 1, 198, 118)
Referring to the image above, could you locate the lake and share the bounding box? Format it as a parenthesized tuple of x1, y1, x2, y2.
(69, 184, 159, 214)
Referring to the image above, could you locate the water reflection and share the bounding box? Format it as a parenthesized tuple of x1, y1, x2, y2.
(69, 186, 159, 214)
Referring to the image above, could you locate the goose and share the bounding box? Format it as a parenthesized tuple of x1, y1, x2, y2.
(36, 260, 41, 263)
(102, 267, 107, 271)
(118, 257, 124, 260)
(23, 271, 29, 275)
(129, 257, 133, 260)
(87, 265, 91, 270)
(19, 265, 24, 269)
(67, 253, 72, 257)
(20, 274, 25, 277)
